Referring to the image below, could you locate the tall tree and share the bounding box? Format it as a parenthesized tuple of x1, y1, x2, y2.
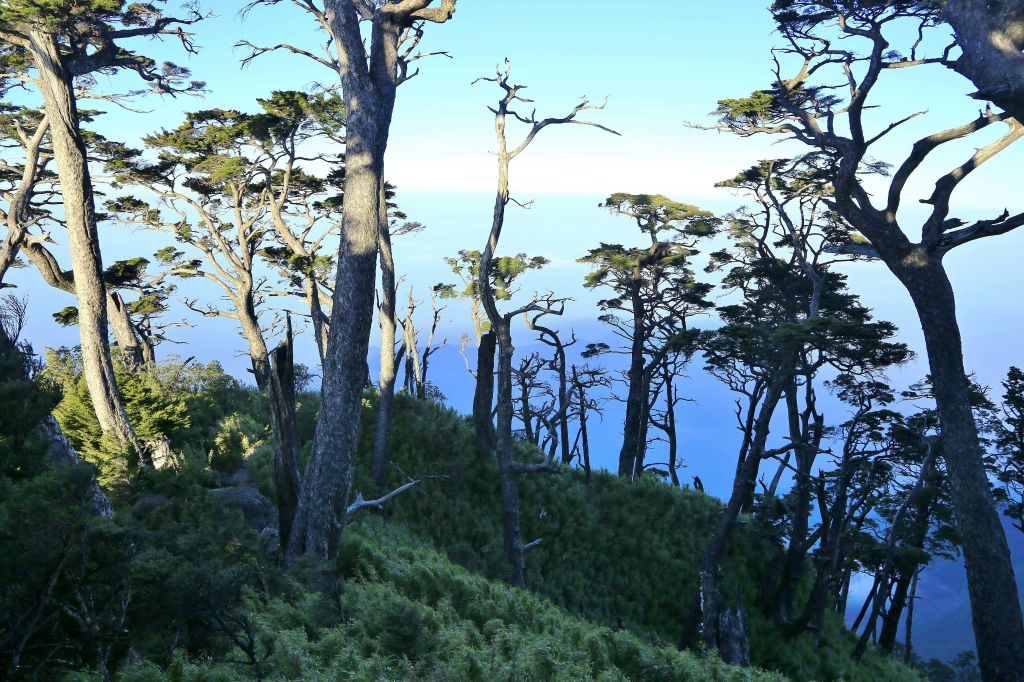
(580, 193, 717, 478)
(681, 158, 908, 652)
(244, 0, 459, 564)
(477, 62, 616, 586)
(0, 0, 204, 453)
(714, 4, 1024, 675)
(372, 213, 424, 491)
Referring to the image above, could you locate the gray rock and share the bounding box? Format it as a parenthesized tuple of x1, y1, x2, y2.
(207, 486, 277, 533)
(41, 415, 113, 518)
(132, 494, 171, 519)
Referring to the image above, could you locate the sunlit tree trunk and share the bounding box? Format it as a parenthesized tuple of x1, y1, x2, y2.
(28, 31, 140, 455)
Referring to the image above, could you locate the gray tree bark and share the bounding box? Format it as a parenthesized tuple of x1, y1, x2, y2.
(27, 31, 139, 454)
(944, 0, 1024, 123)
(284, 0, 457, 566)
(372, 210, 399, 491)
(895, 257, 1024, 676)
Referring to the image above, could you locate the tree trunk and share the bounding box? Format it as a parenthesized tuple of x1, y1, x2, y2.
(22, 240, 148, 376)
(106, 291, 145, 374)
(903, 569, 920, 665)
(371, 215, 398, 491)
(664, 363, 680, 486)
(879, 570, 913, 655)
(473, 331, 496, 458)
(305, 275, 329, 365)
(944, 0, 1024, 123)
(618, 286, 645, 477)
(898, 258, 1024, 680)
(268, 321, 302, 557)
(286, 102, 385, 564)
(554, 344, 571, 465)
(27, 30, 140, 456)
(774, 381, 818, 625)
(494, 321, 528, 586)
(0, 116, 48, 288)
(631, 366, 655, 479)
(680, 355, 792, 649)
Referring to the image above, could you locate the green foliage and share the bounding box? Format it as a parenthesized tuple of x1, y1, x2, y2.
(28, 355, 922, 681)
(0, 323, 58, 480)
(0, 466, 135, 678)
(337, 396, 921, 681)
(209, 413, 266, 473)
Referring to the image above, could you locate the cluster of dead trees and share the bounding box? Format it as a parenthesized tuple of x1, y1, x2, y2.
(4, 1, 1024, 679)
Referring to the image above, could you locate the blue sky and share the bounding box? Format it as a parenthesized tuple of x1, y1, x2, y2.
(11, 0, 1024, 495)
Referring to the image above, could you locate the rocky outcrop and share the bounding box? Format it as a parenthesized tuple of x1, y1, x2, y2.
(207, 486, 277, 534)
(40, 415, 113, 518)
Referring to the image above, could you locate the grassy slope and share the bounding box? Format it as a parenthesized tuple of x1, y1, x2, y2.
(242, 394, 922, 681)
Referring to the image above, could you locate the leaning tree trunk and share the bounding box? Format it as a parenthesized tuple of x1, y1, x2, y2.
(897, 257, 1024, 679)
(473, 331, 497, 458)
(28, 31, 140, 455)
(371, 212, 399, 491)
(0, 116, 48, 288)
(680, 355, 793, 649)
(287, 102, 385, 564)
(22, 240, 147, 376)
(106, 291, 145, 374)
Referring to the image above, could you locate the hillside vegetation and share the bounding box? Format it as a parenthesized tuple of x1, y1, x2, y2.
(0, 352, 925, 681)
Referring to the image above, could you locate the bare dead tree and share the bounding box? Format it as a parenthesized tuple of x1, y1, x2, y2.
(476, 60, 617, 587)
(525, 309, 577, 464)
(568, 364, 610, 481)
(511, 351, 553, 446)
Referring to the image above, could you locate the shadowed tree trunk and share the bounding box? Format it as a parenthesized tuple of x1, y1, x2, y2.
(473, 330, 496, 458)
(680, 355, 794, 649)
(895, 258, 1024, 670)
(714, 10, 1024, 671)
(285, 0, 459, 564)
(618, 284, 645, 477)
(269, 319, 302, 556)
(277, 1, 462, 564)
